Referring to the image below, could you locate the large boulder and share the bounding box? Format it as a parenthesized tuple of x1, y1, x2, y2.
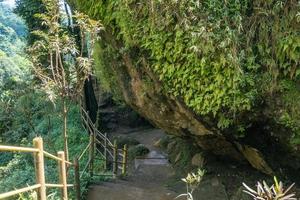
(68, 0, 300, 174)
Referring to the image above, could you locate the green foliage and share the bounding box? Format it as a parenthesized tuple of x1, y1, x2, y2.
(15, 0, 46, 44)
(28, 0, 102, 101)
(0, 3, 26, 37)
(128, 144, 150, 160)
(71, 0, 300, 145)
(25, 0, 103, 161)
(243, 176, 296, 200)
(275, 80, 300, 145)
(0, 4, 30, 94)
(0, 101, 90, 196)
(0, 2, 32, 139)
(0, 3, 93, 198)
(93, 42, 124, 103)
(161, 137, 199, 173)
(0, 3, 27, 54)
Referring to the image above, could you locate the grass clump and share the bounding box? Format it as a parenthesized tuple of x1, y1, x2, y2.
(128, 144, 150, 160)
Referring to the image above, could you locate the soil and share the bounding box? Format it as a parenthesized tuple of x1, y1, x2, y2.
(86, 129, 273, 200)
(85, 94, 299, 199)
(87, 129, 181, 200)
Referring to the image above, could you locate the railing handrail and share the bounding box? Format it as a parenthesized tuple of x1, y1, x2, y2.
(0, 138, 72, 200)
(80, 106, 128, 177)
(0, 106, 130, 200)
(78, 141, 92, 161)
(0, 145, 39, 153)
(45, 184, 73, 188)
(80, 106, 114, 156)
(0, 184, 41, 199)
(81, 107, 110, 140)
(44, 150, 73, 166)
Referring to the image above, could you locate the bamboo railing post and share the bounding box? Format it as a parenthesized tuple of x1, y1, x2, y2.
(74, 157, 81, 200)
(58, 151, 68, 200)
(89, 132, 95, 178)
(33, 137, 47, 200)
(122, 144, 128, 176)
(104, 132, 108, 170)
(113, 140, 118, 178)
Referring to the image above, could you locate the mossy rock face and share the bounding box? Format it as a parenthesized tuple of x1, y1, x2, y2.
(128, 144, 150, 160)
(112, 136, 140, 148)
(69, 0, 300, 173)
(161, 137, 200, 173)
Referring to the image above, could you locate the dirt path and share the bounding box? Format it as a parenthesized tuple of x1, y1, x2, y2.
(87, 129, 182, 200)
(87, 129, 231, 200)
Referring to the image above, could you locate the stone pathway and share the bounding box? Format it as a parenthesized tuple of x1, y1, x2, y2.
(87, 129, 228, 200)
(87, 129, 179, 200)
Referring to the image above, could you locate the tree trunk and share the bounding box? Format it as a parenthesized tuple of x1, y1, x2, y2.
(62, 98, 69, 162)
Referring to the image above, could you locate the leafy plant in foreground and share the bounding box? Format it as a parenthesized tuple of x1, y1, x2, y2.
(176, 169, 205, 200)
(243, 177, 296, 200)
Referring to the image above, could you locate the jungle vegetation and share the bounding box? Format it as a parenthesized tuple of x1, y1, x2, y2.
(1, 0, 300, 198)
(69, 0, 300, 173)
(0, 1, 91, 198)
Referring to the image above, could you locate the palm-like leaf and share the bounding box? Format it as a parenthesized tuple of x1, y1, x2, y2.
(243, 177, 296, 200)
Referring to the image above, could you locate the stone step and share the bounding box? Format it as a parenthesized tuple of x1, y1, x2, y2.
(134, 150, 169, 169)
(87, 181, 180, 200)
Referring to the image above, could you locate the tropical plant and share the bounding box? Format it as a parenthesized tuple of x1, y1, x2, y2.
(176, 169, 205, 200)
(0, 1, 93, 196)
(28, 0, 102, 161)
(243, 177, 296, 200)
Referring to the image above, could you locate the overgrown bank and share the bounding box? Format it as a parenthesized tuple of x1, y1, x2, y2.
(69, 0, 300, 174)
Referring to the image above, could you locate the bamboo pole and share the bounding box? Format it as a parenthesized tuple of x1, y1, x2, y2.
(113, 140, 118, 178)
(62, 98, 69, 162)
(44, 150, 73, 165)
(45, 184, 73, 188)
(0, 145, 38, 153)
(122, 144, 128, 176)
(104, 132, 107, 170)
(74, 157, 81, 200)
(58, 151, 68, 200)
(33, 137, 47, 200)
(0, 184, 41, 199)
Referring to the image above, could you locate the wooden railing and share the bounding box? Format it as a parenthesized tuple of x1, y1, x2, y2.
(0, 107, 129, 200)
(79, 107, 128, 177)
(0, 137, 73, 200)
(69, 107, 128, 199)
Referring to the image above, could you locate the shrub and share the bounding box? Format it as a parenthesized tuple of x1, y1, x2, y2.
(128, 144, 150, 160)
(176, 169, 205, 200)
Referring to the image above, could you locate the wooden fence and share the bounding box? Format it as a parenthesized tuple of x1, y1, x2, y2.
(0, 107, 129, 200)
(0, 137, 73, 200)
(80, 107, 128, 178)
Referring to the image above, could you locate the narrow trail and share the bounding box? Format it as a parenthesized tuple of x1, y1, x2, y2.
(87, 129, 183, 200)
